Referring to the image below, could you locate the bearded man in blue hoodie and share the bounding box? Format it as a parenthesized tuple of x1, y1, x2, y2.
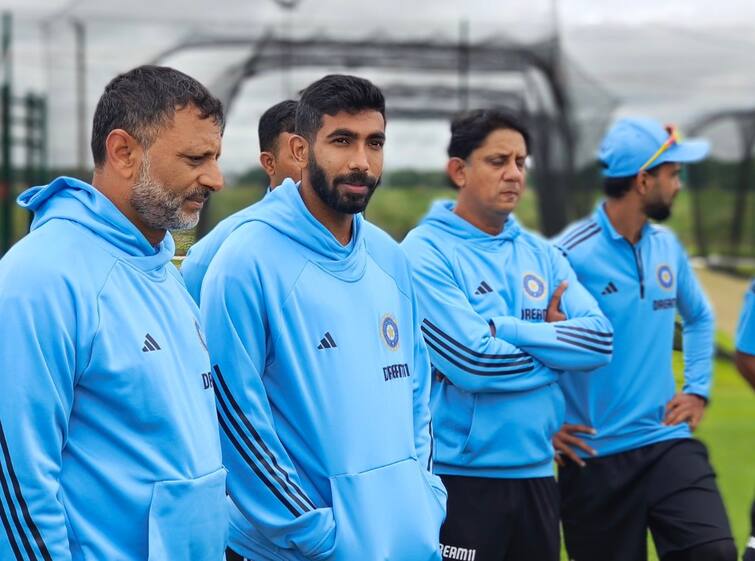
(0, 66, 228, 561)
(199, 74, 446, 561)
(554, 118, 735, 561)
(401, 109, 613, 561)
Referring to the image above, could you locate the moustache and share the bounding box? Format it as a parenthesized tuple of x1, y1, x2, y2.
(333, 172, 380, 190)
(185, 187, 212, 204)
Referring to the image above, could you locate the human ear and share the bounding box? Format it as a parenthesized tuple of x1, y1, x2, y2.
(259, 151, 276, 177)
(289, 134, 309, 170)
(104, 129, 143, 179)
(447, 157, 467, 189)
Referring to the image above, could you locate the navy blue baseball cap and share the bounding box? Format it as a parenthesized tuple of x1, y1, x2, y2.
(599, 118, 710, 178)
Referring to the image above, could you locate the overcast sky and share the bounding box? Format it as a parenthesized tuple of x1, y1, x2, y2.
(2, 0, 755, 172)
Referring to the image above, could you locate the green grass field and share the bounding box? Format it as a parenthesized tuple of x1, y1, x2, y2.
(691, 355, 755, 559)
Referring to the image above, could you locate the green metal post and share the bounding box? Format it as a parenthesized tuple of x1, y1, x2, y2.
(25, 93, 33, 186)
(40, 95, 48, 183)
(1, 12, 12, 253)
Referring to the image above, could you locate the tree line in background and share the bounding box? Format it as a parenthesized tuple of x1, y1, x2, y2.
(1, 160, 753, 263)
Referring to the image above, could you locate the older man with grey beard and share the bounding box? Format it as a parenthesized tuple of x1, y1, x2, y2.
(0, 65, 227, 561)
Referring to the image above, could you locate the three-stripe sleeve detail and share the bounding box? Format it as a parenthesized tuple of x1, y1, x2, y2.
(562, 222, 601, 250)
(0, 420, 53, 561)
(212, 365, 316, 517)
(420, 319, 534, 376)
(554, 325, 613, 355)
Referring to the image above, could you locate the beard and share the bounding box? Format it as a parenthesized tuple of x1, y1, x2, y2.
(130, 155, 210, 231)
(644, 199, 672, 222)
(308, 155, 380, 215)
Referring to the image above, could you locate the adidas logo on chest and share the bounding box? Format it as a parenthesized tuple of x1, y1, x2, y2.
(474, 281, 493, 296)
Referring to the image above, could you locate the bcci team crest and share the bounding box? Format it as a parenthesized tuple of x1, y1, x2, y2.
(380, 314, 400, 351)
(522, 272, 547, 300)
(657, 264, 674, 291)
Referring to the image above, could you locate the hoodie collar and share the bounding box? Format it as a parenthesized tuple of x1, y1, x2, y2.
(250, 178, 366, 280)
(420, 200, 521, 249)
(18, 176, 175, 272)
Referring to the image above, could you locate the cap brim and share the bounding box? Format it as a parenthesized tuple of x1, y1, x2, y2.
(658, 138, 710, 166)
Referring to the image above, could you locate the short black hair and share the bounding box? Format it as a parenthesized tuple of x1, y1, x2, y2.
(259, 100, 297, 153)
(602, 164, 661, 198)
(91, 65, 224, 167)
(447, 108, 530, 160)
(295, 74, 385, 141)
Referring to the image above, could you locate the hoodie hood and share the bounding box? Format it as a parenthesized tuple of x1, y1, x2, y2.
(247, 178, 367, 279)
(17, 176, 174, 272)
(420, 199, 521, 249)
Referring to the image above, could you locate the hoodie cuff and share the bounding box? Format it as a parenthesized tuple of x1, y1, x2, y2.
(683, 387, 710, 404)
(490, 316, 519, 345)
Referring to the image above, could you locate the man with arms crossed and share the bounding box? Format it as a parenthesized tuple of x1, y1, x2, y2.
(735, 280, 755, 561)
(0, 65, 227, 560)
(554, 117, 736, 561)
(200, 74, 446, 561)
(401, 109, 613, 561)
(182, 99, 299, 303)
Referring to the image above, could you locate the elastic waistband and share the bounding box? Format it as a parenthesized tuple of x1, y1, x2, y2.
(434, 460, 555, 479)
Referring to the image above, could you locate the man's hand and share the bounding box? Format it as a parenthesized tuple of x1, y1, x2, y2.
(546, 281, 568, 323)
(553, 423, 597, 467)
(663, 392, 706, 430)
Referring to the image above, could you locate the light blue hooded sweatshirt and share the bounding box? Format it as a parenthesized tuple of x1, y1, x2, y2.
(199, 180, 446, 561)
(0, 177, 227, 561)
(182, 183, 279, 305)
(401, 201, 613, 478)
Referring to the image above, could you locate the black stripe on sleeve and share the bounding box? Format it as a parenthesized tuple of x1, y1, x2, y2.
(0, 419, 53, 561)
(556, 336, 613, 355)
(0, 478, 24, 561)
(566, 226, 601, 250)
(421, 326, 533, 369)
(561, 222, 597, 246)
(213, 366, 316, 512)
(422, 320, 527, 360)
(554, 329, 613, 347)
(424, 337, 535, 376)
(213, 384, 312, 516)
(555, 325, 613, 338)
(216, 413, 302, 518)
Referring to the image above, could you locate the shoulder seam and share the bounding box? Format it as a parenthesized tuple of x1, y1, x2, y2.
(366, 244, 413, 304)
(268, 259, 311, 359)
(79, 259, 120, 383)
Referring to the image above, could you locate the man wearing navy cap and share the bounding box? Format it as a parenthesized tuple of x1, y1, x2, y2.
(553, 118, 736, 561)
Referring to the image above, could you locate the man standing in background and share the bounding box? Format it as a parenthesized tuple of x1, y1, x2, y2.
(402, 109, 613, 561)
(258, 99, 300, 190)
(182, 99, 299, 303)
(554, 117, 736, 561)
